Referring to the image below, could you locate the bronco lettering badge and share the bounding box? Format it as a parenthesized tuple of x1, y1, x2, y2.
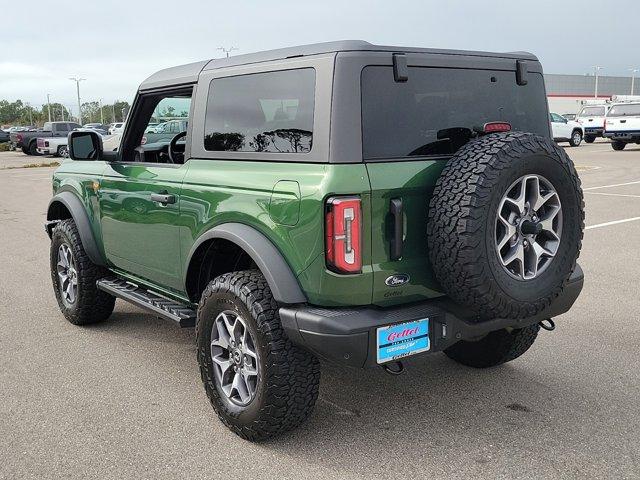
(385, 274, 410, 287)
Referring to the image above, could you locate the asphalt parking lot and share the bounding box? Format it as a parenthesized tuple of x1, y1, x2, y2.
(1, 142, 639, 479)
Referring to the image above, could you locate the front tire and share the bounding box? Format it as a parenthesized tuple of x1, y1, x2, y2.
(197, 270, 320, 441)
(584, 135, 596, 144)
(50, 219, 115, 325)
(57, 145, 68, 157)
(612, 141, 626, 151)
(444, 324, 540, 368)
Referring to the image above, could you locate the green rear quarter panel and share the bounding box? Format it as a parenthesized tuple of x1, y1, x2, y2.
(180, 159, 373, 306)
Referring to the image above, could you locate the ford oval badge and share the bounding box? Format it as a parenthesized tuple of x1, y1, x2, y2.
(385, 274, 410, 287)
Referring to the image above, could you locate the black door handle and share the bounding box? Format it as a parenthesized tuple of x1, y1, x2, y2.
(390, 198, 403, 260)
(150, 192, 176, 205)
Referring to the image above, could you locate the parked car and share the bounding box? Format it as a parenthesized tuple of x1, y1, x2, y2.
(144, 122, 161, 133)
(36, 137, 69, 156)
(9, 121, 80, 155)
(108, 122, 125, 134)
(576, 104, 610, 143)
(562, 113, 576, 121)
(142, 119, 188, 144)
(36, 128, 108, 156)
(83, 123, 109, 132)
(0, 129, 9, 143)
(604, 102, 640, 150)
(46, 40, 584, 441)
(550, 112, 584, 146)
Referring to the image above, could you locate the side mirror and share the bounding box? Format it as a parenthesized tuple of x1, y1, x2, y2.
(68, 130, 103, 160)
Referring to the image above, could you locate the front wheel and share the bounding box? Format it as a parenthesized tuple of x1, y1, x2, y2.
(584, 135, 596, 144)
(444, 324, 540, 368)
(50, 219, 115, 325)
(612, 141, 626, 151)
(569, 130, 582, 147)
(196, 270, 320, 441)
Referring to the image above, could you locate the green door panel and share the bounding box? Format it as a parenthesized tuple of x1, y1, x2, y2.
(99, 162, 190, 291)
(366, 159, 448, 306)
(269, 180, 301, 226)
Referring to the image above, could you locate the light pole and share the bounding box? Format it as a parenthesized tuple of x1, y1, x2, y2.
(630, 68, 639, 95)
(112, 102, 116, 123)
(218, 46, 238, 58)
(25, 103, 33, 125)
(46, 94, 52, 122)
(593, 66, 603, 98)
(69, 77, 85, 124)
(99, 98, 105, 125)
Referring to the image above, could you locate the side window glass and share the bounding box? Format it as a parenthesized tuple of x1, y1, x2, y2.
(204, 68, 315, 153)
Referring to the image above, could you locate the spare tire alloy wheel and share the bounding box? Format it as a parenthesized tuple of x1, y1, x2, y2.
(427, 132, 584, 320)
(496, 175, 562, 280)
(210, 310, 259, 406)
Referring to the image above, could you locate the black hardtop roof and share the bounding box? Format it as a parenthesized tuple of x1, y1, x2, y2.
(140, 40, 538, 91)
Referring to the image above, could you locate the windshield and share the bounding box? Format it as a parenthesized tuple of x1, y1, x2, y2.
(361, 66, 549, 160)
(579, 106, 606, 117)
(608, 104, 640, 117)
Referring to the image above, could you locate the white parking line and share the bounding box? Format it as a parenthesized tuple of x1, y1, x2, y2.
(583, 180, 640, 191)
(586, 217, 640, 230)
(585, 192, 640, 199)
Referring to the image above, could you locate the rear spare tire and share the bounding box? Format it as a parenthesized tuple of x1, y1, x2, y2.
(427, 132, 584, 320)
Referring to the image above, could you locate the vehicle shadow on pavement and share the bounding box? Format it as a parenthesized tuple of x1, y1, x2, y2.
(88, 306, 586, 477)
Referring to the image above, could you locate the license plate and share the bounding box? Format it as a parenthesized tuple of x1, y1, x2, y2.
(376, 318, 430, 364)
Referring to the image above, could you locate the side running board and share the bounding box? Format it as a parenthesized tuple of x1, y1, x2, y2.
(96, 277, 196, 328)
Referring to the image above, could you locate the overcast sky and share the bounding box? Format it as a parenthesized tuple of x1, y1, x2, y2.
(1, 0, 638, 114)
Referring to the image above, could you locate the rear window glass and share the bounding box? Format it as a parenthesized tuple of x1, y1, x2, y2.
(608, 104, 640, 117)
(579, 106, 606, 116)
(361, 67, 549, 160)
(204, 68, 315, 153)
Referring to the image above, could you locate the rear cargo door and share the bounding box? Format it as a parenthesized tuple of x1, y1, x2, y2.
(361, 64, 550, 306)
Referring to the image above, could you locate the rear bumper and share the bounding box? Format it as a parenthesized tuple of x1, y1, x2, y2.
(280, 264, 584, 368)
(584, 127, 604, 136)
(604, 131, 640, 141)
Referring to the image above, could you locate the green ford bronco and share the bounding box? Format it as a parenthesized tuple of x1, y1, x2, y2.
(46, 41, 584, 441)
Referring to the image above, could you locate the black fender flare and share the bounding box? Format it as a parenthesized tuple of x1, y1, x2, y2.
(46, 191, 106, 266)
(185, 223, 306, 304)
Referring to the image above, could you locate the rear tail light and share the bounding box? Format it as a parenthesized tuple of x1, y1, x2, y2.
(16, 133, 23, 142)
(37, 138, 44, 147)
(483, 122, 512, 133)
(325, 196, 362, 274)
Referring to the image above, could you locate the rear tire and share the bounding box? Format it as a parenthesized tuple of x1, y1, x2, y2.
(444, 324, 540, 368)
(21, 146, 30, 155)
(28, 141, 41, 156)
(584, 135, 596, 143)
(612, 141, 626, 151)
(569, 130, 582, 147)
(196, 270, 320, 441)
(50, 219, 115, 325)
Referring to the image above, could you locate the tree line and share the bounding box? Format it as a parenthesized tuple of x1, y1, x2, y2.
(0, 99, 130, 127)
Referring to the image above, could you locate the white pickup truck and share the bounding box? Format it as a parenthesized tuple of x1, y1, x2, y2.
(604, 102, 640, 151)
(36, 136, 68, 156)
(576, 104, 610, 143)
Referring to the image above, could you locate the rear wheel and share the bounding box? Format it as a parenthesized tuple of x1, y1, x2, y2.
(28, 141, 41, 156)
(196, 270, 320, 441)
(21, 146, 29, 155)
(612, 141, 626, 151)
(584, 135, 596, 143)
(444, 324, 540, 368)
(569, 130, 582, 147)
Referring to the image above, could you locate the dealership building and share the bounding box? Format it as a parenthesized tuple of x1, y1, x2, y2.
(545, 73, 638, 114)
